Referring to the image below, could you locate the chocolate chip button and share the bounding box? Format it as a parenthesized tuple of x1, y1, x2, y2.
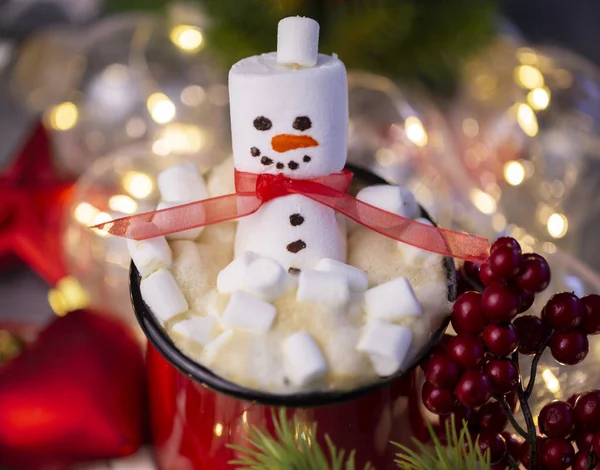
(286, 240, 307, 253)
(289, 213, 304, 226)
(251, 147, 260, 157)
(261, 156, 273, 165)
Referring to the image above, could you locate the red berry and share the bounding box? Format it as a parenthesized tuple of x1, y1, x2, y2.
(452, 291, 486, 334)
(538, 401, 575, 438)
(543, 292, 584, 331)
(520, 437, 546, 468)
(514, 315, 552, 355)
(484, 359, 519, 395)
(581, 294, 600, 335)
(479, 260, 500, 286)
(573, 451, 595, 470)
(516, 253, 551, 293)
(505, 390, 520, 413)
(550, 330, 589, 365)
(574, 391, 600, 431)
(478, 432, 506, 463)
(424, 355, 462, 390)
(592, 432, 600, 457)
(575, 430, 595, 452)
(541, 438, 574, 470)
(422, 382, 456, 415)
(455, 370, 492, 408)
(477, 401, 508, 433)
(567, 393, 581, 407)
(483, 323, 518, 357)
(447, 335, 485, 369)
(421, 334, 452, 369)
(440, 405, 477, 431)
(491, 237, 522, 256)
(501, 432, 521, 460)
(519, 289, 535, 313)
(461, 261, 481, 280)
(482, 283, 520, 322)
(489, 245, 522, 280)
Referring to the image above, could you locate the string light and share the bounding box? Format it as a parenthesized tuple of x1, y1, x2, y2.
(547, 213, 568, 238)
(514, 65, 545, 89)
(46, 102, 78, 131)
(147, 93, 176, 124)
(214, 423, 223, 437)
(73, 202, 99, 225)
(469, 189, 497, 215)
(91, 212, 113, 237)
(122, 171, 153, 199)
(527, 87, 551, 110)
(154, 123, 206, 155)
(170, 25, 204, 52)
(181, 85, 206, 107)
(404, 116, 428, 147)
(504, 161, 526, 186)
(517, 103, 539, 137)
(48, 276, 89, 316)
(542, 368, 561, 394)
(108, 195, 138, 214)
(462, 118, 479, 138)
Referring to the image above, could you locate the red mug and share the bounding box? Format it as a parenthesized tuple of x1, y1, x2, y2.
(130, 165, 454, 469)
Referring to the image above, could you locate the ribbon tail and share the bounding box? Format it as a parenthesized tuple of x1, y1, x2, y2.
(89, 193, 263, 240)
(300, 186, 490, 263)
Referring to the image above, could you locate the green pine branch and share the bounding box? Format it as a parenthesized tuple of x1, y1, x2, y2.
(228, 409, 494, 470)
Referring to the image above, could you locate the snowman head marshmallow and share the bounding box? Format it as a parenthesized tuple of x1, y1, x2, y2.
(228, 17, 348, 179)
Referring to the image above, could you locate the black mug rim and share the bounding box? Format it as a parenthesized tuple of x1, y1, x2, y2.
(130, 165, 455, 408)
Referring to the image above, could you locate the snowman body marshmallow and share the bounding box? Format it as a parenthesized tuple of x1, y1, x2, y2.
(229, 17, 348, 272)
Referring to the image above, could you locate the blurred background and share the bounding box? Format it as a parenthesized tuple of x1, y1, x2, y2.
(2, 0, 600, 468)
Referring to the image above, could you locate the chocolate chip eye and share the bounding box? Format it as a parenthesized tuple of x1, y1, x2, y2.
(253, 116, 272, 131)
(293, 116, 312, 131)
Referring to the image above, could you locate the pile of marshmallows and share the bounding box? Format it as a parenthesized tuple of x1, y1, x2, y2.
(129, 163, 430, 389)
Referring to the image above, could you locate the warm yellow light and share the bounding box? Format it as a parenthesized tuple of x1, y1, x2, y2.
(542, 368, 561, 394)
(518, 49, 539, 66)
(547, 213, 568, 238)
(514, 65, 545, 89)
(375, 148, 396, 167)
(469, 189, 497, 215)
(122, 171, 153, 199)
(517, 103, 539, 137)
(56, 276, 89, 312)
(47, 102, 78, 131)
(492, 213, 507, 232)
(170, 25, 204, 52)
(154, 124, 205, 155)
(404, 116, 428, 147)
(147, 93, 176, 124)
(504, 161, 526, 186)
(527, 87, 551, 110)
(48, 290, 69, 316)
(125, 117, 146, 138)
(462, 118, 479, 138)
(214, 423, 223, 437)
(73, 202, 99, 225)
(108, 194, 138, 214)
(181, 85, 206, 107)
(92, 212, 113, 237)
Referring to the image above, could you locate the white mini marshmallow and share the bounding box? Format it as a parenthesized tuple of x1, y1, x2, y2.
(171, 316, 219, 346)
(157, 163, 208, 203)
(357, 319, 412, 376)
(217, 251, 260, 293)
(397, 218, 442, 264)
(363, 277, 422, 321)
(277, 16, 320, 67)
(282, 331, 327, 386)
(140, 268, 188, 323)
(296, 269, 350, 308)
(244, 257, 292, 301)
(221, 291, 277, 333)
(156, 201, 204, 240)
(315, 258, 368, 292)
(127, 236, 172, 277)
(203, 330, 233, 363)
(356, 185, 420, 219)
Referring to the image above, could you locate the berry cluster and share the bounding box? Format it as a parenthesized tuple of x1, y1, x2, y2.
(422, 237, 600, 469)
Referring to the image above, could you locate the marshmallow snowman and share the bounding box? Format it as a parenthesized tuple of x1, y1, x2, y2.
(229, 16, 348, 272)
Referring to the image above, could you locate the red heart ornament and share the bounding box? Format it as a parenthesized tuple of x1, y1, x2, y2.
(0, 310, 146, 470)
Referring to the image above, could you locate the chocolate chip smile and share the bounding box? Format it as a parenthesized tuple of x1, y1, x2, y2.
(261, 156, 274, 166)
(288, 161, 299, 170)
(276, 162, 284, 169)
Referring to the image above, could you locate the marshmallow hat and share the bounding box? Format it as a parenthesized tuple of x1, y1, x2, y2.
(229, 16, 348, 179)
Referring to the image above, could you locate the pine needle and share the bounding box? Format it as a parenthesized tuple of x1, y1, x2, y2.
(228, 408, 372, 470)
(393, 416, 493, 470)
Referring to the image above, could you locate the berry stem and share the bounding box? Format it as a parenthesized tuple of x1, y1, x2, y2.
(506, 454, 521, 470)
(495, 394, 529, 439)
(524, 331, 553, 400)
(513, 352, 539, 470)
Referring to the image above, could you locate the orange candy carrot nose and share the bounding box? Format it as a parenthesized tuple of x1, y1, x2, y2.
(271, 134, 319, 153)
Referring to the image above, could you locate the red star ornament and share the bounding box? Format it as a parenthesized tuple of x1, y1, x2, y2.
(0, 123, 74, 285)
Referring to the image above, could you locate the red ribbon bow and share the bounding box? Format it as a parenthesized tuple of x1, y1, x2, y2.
(91, 170, 490, 263)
